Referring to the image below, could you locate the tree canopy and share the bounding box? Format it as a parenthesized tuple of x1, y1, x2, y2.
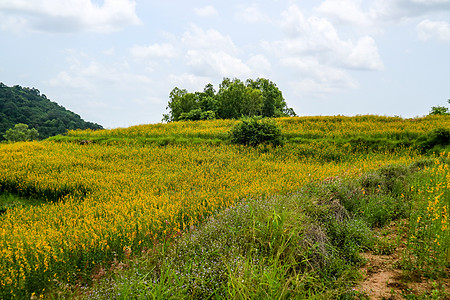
(0, 83, 103, 141)
(3, 123, 39, 142)
(429, 100, 450, 116)
(163, 78, 296, 122)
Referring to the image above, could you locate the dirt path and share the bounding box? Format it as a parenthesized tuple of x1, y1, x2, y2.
(356, 222, 449, 299)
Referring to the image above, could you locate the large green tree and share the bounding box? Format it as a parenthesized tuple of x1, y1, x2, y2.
(163, 77, 296, 122)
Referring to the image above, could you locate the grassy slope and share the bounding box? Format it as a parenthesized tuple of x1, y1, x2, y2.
(77, 158, 450, 299)
(57, 116, 449, 299)
(1, 115, 449, 299)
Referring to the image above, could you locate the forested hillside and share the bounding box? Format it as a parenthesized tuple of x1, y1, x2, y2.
(0, 83, 103, 140)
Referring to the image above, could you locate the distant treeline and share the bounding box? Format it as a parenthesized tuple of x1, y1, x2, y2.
(163, 77, 296, 122)
(0, 83, 103, 140)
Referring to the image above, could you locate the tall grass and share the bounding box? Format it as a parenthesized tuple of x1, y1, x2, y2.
(403, 153, 450, 278)
(0, 115, 448, 298)
(80, 157, 448, 299)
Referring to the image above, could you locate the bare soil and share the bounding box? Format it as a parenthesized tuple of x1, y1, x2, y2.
(356, 222, 449, 299)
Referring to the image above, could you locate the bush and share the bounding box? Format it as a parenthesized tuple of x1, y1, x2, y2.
(230, 117, 283, 147)
(417, 127, 450, 153)
(429, 105, 449, 115)
(3, 123, 38, 142)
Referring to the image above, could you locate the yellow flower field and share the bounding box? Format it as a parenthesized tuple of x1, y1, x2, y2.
(0, 115, 447, 298)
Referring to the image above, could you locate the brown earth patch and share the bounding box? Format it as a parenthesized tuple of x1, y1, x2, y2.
(356, 221, 449, 299)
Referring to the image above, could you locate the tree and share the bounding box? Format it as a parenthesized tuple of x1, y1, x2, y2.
(163, 78, 296, 122)
(3, 123, 39, 142)
(0, 83, 103, 140)
(216, 78, 246, 119)
(429, 99, 450, 115)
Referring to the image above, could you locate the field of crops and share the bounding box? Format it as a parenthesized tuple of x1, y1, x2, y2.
(0, 115, 449, 298)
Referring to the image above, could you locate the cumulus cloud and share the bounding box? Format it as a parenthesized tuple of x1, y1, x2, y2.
(272, 5, 383, 70)
(129, 22, 271, 81)
(168, 73, 212, 92)
(0, 0, 141, 33)
(411, 0, 450, 4)
(179, 24, 255, 78)
(263, 4, 383, 98)
(247, 54, 272, 74)
(47, 50, 162, 127)
(49, 50, 152, 90)
(235, 4, 269, 23)
(130, 43, 179, 59)
(316, 0, 372, 27)
(417, 19, 450, 42)
(282, 56, 359, 97)
(181, 24, 238, 54)
(346, 36, 384, 70)
(370, 0, 450, 21)
(185, 50, 252, 78)
(194, 5, 218, 17)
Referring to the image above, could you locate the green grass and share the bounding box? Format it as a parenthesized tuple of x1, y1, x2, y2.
(0, 192, 43, 215)
(50, 159, 449, 299)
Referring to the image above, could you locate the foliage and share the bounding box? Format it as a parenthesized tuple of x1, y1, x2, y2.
(0, 82, 103, 140)
(403, 153, 450, 279)
(417, 127, 450, 153)
(163, 78, 296, 122)
(3, 123, 39, 142)
(229, 117, 283, 147)
(429, 99, 450, 116)
(81, 158, 443, 299)
(429, 105, 449, 115)
(62, 115, 450, 148)
(0, 115, 449, 298)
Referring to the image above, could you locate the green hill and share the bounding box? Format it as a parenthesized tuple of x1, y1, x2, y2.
(0, 82, 103, 140)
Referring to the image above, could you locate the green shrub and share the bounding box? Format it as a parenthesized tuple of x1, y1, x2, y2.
(230, 117, 283, 147)
(3, 123, 39, 142)
(417, 127, 450, 153)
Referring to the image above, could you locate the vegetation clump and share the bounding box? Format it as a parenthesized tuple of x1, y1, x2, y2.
(0, 82, 103, 140)
(3, 123, 38, 142)
(429, 99, 450, 115)
(1, 116, 449, 299)
(163, 77, 296, 122)
(229, 117, 283, 147)
(80, 158, 449, 299)
(417, 127, 450, 154)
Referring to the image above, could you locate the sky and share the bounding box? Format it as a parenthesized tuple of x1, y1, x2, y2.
(1, 0, 450, 128)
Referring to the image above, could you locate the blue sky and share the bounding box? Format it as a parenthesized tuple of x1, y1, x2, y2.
(1, 0, 450, 128)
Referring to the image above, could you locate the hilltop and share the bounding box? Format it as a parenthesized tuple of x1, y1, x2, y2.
(0, 83, 103, 140)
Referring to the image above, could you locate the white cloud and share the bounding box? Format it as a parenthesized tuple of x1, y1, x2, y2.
(282, 56, 358, 96)
(316, 0, 372, 27)
(46, 51, 162, 127)
(168, 73, 212, 92)
(102, 47, 115, 56)
(179, 24, 255, 78)
(412, 0, 450, 4)
(273, 5, 383, 71)
(263, 4, 383, 98)
(417, 19, 450, 42)
(346, 36, 384, 70)
(130, 43, 179, 59)
(235, 4, 269, 23)
(185, 50, 251, 78)
(0, 0, 141, 33)
(194, 5, 218, 17)
(49, 51, 152, 91)
(370, 0, 450, 21)
(181, 24, 238, 54)
(247, 54, 272, 74)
